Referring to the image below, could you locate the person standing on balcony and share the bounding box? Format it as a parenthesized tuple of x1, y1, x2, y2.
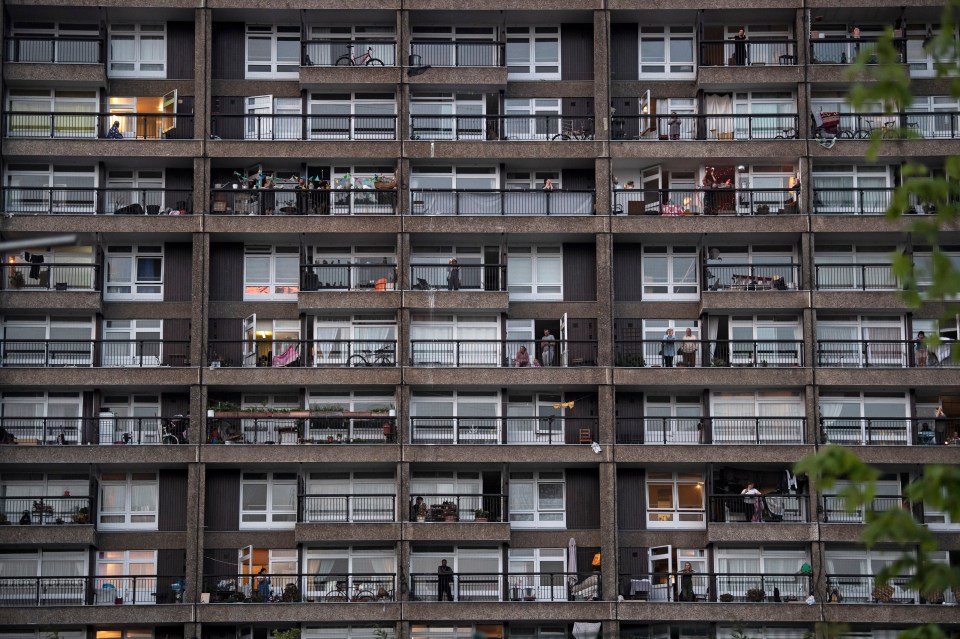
(543, 178, 554, 191)
(447, 258, 461, 290)
(741, 482, 762, 522)
(437, 559, 454, 601)
(256, 568, 271, 599)
(668, 112, 682, 140)
(733, 28, 748, 65)
(679, 562, 696, 601)
(680, 328, 697, 367)
(915, 331, 928, 367)
(661, 328, 677, 367)
(541, 329, 557, 366)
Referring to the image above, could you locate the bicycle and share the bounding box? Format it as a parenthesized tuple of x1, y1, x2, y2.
(160, 415, 188, 445)
(347, 346, 395, 367)
(551, 119, 594, 141)
(324, 580, 376, 602)
(335, 45, 384, 67)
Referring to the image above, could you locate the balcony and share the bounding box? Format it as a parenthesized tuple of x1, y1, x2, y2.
(410, 416, 599, 445)
(0, 575, 184, 606)
(207, 414, 397, 445)
(410, 188, 596, 216)
(619, 572, 811, 603)
(301, 262, 398, 291)
(210, 188, 397, 216)
(409, 263, 505, 291)
(0, 415, 189, 446)
(614, 339, 804, 368)
(2, 263, 99, 292)
(704, 264, 800, 291)
(825, 112, 960, 140)
(613, 188, 798, 216)
(699, 39, 798, 67)
(202, 573, 396, 603)
(410, 340, 598, 368)
(612, 114, 800, 141)
(300, 494, 396, 523)
(210, 114, 397, 141)
(4, 36, 103, 64)
(0, 495, 93, 526)
(616, 416, 807, 445)
(821, 495, 906, 523)
(809, 36, 904, 65)
(811, 188, 896, 215)
(820, 417, 935, 446)
(408, 494, 507, 522)
(409, 571, 600, 602)
(301, 40, 398, 67)
(207, 339, 396, 368)
(2, 187, 193, 215)
(410, 41, 504, 68)
(410, 114, 595, 141)
(3, 112, 194, 140)
(814, 264, 899, 290)
(0, 339, 190, 368)
(709, 494, 809, 523)
(816, 339, 957, 368)
(825, 574, 941, 605)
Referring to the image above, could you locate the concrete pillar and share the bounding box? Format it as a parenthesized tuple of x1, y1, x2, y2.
(599, 461, 618, 604)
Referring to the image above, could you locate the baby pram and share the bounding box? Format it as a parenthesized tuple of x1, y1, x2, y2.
(812, 110, 841, 147)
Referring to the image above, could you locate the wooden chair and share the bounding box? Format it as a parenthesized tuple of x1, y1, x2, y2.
(578, 428, 592, 444)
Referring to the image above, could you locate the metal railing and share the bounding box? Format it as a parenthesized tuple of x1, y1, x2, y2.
(409, 263, 506, 291)
(300, 494, 396, 522)
(410, 416, 599, 445)
(410, 339, 598, 368)
(204, 573, 396, 603)
(617, 416, 806, 445)
(410, 571, 600, 602)
(410, 40, 504, 67)
(0, 415, 188, 446)
(709, 494, 809, 523)
(408, 494, 507, 522)
(1, 263, 99, 291)
(815, 264, 899, 290)
(614, 188, 799, 216)
(809, 37, 905, 65)
(410, 114, 595, 141)
(207, 339, 396, 368)
(1, 496, 93, 526)
(208, 415, 396, 445)
(410, 188, 596, 216)
(704, 263, 800, 291)
(2, 187, 193, 215)
(825, 574, 921, 604)
(301, 263, 398, 291)
(210, 188, 397, 216)
(614, 339, 804, 368)
(612, 113, 799, 141)
(811, 187, 894, 215)
(699, 39, 798, 66)
(619, 572, 812, 603)
(0, 575, 183, 606)
(4, 36, 103, 63)
(816, 339, 956, 368)
(819, 417, 933, 446)
(3, 112, 193, 140)
(0, 339, 190, 368)
(823, 112, 960, 140)
(301, 40, 397, 67)
(821, 496, 908, 523)
(210, 114, 397, 141)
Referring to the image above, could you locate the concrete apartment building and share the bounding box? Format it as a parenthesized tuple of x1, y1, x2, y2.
(0, 2, 958, 639)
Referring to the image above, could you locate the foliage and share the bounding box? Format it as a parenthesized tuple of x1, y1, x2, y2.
(271, 629, 301, 639)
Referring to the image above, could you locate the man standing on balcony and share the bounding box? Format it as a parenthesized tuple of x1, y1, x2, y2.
(447, 259, 461, 291)
(733, 28, 748, 65)
(541, 329, 557, 366)
(437, 559, 454, 601)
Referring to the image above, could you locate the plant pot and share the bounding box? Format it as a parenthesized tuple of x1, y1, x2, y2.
(474, 517, 488, 523)
(416, 516, 426, 522)
(444, 515, 457, 522)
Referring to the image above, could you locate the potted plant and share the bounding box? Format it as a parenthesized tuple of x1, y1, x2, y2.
(719, 593, 735, 602)
(711, 356, 729, 367)
(746, 588, 765, 602)
(55, 517, 65, 525)
(442, 501, 459, 522)
(760, 360, 769, 367)
(281, 582, 300, 602)
(416, 500, 427, 522)
(72, 507, 90, 524)
(474, 509, 489, 522)
(0, 513, 9, 525)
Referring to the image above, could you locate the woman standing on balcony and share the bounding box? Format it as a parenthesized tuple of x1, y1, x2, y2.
(679, 562, 695, 601)
(733, 28, 747, 65)
(447, 258, 461, 290)
(915, 331, 928, 367)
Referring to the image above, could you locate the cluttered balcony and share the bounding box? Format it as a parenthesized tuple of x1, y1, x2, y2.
(0, 415, 188, 446)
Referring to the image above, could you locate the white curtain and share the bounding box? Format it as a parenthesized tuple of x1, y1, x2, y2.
(705, 94, 734, 137)
(572, 623, 602, 639)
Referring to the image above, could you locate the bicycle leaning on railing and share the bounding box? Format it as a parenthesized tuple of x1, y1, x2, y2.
(336, 45, 384, 67)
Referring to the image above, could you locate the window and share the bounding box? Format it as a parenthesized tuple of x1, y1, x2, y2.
(409, 245, 483, 288)
(507, 549, 567, 601)
(643, 395, 702, 444)
(506, 27, 560, 79)
(714, 546, 809, 600)
(98, 472, 158, 529)
(303, 546, 396, 600)
(507, 246, 562, 300)
(906, 95, 960, 138)
(642, 246, 698, 300)
(641, 320, 700, 368)
(102, 320, 163, 367)
(95, 551, 157, 604)
(307, 24, 396, 66)
(4, 164, 96, 214)
(106, 170, 166, 213)
(304, 628, 394, 639)
(311, 315, 397, 367)
(710, 390, 805, 444)
(304, 472, 395, 522)
(409, 391, 499, 443)
(409, 547, 500, 601)
(822, 477, 903, 523)
(816, 314, 906, 367)
(95, 630, 154, 639)
(243, 95, 302, 140)
(1, 316, 94, 368)
(240, 472, 297, 529)
(0, 391, 83, 444)
(6, 89, 98, 138)
(410, 626, 503, 639)
(505, 393, 563, 444)
(246, 25, 300, 78)
(727, 315, 802, 366)
(409, 314, 499, 367)
(503, 99, 561, 139)
(108, 24, 165, 77)
(410, 93, 485, 140)
(509, 470, 565, 529)
(906, 24, 958, 77)
(309, 93, 396, 140)
(818, 391, 910, 445)
(646, 471, 705, 529)
(811, 165, 892, 215)
(0, 473, 88, 524)
(99, 394, 161, 445)
(824, 547, 909, 603)
(732, 91, 797, 139)
(0, 550, 86, 605)
(913, 249, 960, 295)
(814, 245, 898, 290)
(639, 26, 695, 78)
(244, 245, 300, 300)
(104, 246, 163, 300)
(8, 21, 99, 63)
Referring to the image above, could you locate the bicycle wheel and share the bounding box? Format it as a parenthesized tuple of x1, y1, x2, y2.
(837, 129, 854, 139)
(352, 590, 376, 602)
(162, 433, 179, 445)
(551, 133, 570, 141)
(365, 58, 384, 66)
(335, 56, 353, 66)
(324, 590, 348, 603)
(346, 354, 369, 367)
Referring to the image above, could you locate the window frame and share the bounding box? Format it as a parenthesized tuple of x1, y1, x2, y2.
(641, 246, 699, 300)
(506, 246, 563, 300)
(645, 470, 705, 530)
(239, 471, 298, 530)
(246, 24, 301, 79)
(103, 245, 164, 301)
(97, 472, 158, 530)
(639, 26, 695, 79)
(243, 245, 300, 300)
(107, 24, 166, 78)
(508, 470, 566, 529)
(505, 26, 560, 80)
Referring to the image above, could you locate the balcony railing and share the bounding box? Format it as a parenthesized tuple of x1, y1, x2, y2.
(210, 188, 397, 216)
(4, 36, 103, 64)
(410, 40, 504, 67)
(4, 112, 193, 140)
(0, 575, 183, 606)
(699, 39, 798, 67)
(409, 571, 600, 602)
(410, 416, 599, 445)
(816, 339, 956, 368)
(210, 114, 397, 141)
(0, 339, 190, 368)
(709, 494, 809, 523)
(0, 415, 188, 446)
(825, 574, 926, 604)
(821, 495, 908, 523)
(617, 416, 807, 445)
(614, 188, 799, 216)
(408, 494, 507, 522)
(811, 187, 893, 215)
(410, 115, 595, 141)
(612, 114, 799, 141)
(705, 263, 800, 291)
(619, 572, 811, 602)
(820, 417, 935, 446)
(2, 263, 99, 291)
(2, 187, 193, 215)
(615, 339, 804, 368)
(409, 263, 506, 291)
(207, 339, 396, 368)
(301, 263, 398, 291)
(810, 37, 905, 65)
(203, 573, 396, 603)
(301, 40, 397, 67)
(208, 415, 396, 445)
(1, 496, 93, 526)
(300, 494, 396, 522)
(823, 112, 960, 140)
(410, 188, 596, 216)
(410, 339, 598, 368)
(815, 264, 899, 290)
